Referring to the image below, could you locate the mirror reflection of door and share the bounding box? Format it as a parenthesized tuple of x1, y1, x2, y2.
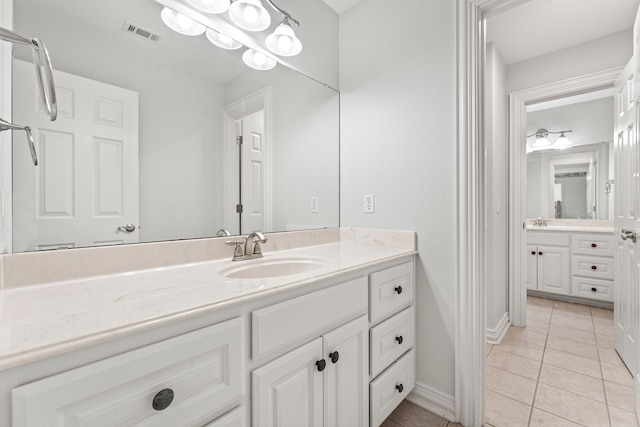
(13, 60, 139, 252)
(237, 110, 266, 235)
(553, 164, 590, 218)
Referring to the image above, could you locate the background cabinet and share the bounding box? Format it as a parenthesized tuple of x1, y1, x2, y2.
(526, 244, 570, 295)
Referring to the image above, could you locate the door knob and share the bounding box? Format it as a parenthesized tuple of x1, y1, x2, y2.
(117, 224, 136, 233)
(621, 229, 637, 243)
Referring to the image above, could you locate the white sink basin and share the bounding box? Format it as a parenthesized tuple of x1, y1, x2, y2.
(220, 257, 327, 279)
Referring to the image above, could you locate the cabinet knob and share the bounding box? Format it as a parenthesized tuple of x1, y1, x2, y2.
(395, 384, 404, 393)
(531, 251, 536, 255)
(329, 351, 339, 364)
(316, 359, 326, 372)
(591, 287, 597, 292)
(395, 336, 404, 345)
(591, 243, 597, 248)
(538, 251, 543, 256)
(395, 286, 403, 295)
(591, 265, 597, 270)
(152, 388, 174, 411)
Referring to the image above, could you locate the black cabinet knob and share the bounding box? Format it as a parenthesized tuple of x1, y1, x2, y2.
(591, 243, 598, 248)
(395, 286, 403, 295)
(396, 384, 404, 393)
(538, 251, 543, 256)
(531, 251, 536, 255)
(152, 388, 174, 411)
(591, 287, 597, 292)
(591, 265, 597, 270)
(395, 336, 404, 345)
(316, 359, 326, 372)
(329, 351, 340, 364)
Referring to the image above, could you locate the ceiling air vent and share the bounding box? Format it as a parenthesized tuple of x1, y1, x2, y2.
(121, 21, 161, 43)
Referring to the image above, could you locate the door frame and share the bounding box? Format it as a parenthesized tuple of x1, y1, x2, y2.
(222, 86, 273, 235)
(0, 0, 14, 255)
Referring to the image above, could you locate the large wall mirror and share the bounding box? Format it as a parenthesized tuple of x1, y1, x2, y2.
(526, 95, 614, 220)
(10, 0, 339, 253)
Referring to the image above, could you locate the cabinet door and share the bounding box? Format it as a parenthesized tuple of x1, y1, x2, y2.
(252, 338, 324, 427)
(323, 315, 368, 427)
(526, 244, 538, 290)
(537, 245, 570, 295)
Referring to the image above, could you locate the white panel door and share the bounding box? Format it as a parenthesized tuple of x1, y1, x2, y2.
(241, 110, 266, 233)
(323, 315, 368, 427)
(526, 244, 538, 290)
(537, 245, 570, 295)
(13, 59, 139, 251)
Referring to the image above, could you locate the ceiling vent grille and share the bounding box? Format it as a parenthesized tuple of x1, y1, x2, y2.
(121, 21, 161, 43)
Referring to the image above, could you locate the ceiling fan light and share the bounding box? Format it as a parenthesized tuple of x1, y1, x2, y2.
(206, 28, 243, 50)
(266, 21, 302, 56)
(242, 48, 276, 70)
(186, 0, 231, 14)
(160, 7, 206, 36)
(229, 0, 271, 32)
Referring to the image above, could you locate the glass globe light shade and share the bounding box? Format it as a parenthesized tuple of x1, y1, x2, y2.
(228, 0, 271, 32)
(242, 49, 277, 70)
(266, 21, 302, 56)
(186, 0, 230, 14)
(206, 28, 243, 50)
(160, 8, 206, 36)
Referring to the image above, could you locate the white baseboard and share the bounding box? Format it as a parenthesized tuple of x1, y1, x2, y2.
(406, 381, 456, 422)
(486, 312, 509, 344)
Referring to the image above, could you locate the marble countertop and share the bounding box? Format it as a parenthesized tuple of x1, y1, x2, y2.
(527, 225, 614, 233)
(0, 231, 415, 371)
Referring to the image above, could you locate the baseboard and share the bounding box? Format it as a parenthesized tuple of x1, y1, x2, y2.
(527, 290, 613, 309)
(486, 312, 509, 344)
(407, 381, 456, 422)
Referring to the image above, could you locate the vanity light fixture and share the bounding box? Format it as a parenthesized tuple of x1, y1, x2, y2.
(186, 0, 231, 14)
(265, 18, 302, 56)
(160, 7, 206, 36)
(229, 0, 271, 31)
(554, 132, 572, 149)
(206, 28, 243, 49)
(527, 128, 573, 149)
(242, 48, 277, 70)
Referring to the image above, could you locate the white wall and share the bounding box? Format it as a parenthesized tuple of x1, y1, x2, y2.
(484, 43, 509, 337)
(340, 0, 457, 400)
(507, 30, 632, 93)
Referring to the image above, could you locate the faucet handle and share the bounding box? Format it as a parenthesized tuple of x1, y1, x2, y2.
(226, 240, 244, 259)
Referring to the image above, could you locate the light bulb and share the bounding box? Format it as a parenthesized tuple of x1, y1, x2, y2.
(242, 49, 276, 70)
(253, 52, 266, 65)
(278, 36, 292, 51)
(266, 21, 302, 56)
(228, 0, 270, 31)
(187, 0, 230, 14)
(176, 13, 194, 30)
(205, 28, 243, 50)
(160, 8, 206, 36)
(243, 5, 258, 24)
(219, 33, 232, 44)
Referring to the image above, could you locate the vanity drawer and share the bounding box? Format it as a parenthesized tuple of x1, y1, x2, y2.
(12, 318, 244, 427)
(252, 277, 368, 360)
(526, 231, 570, 247)
(370, 307, 414, 378)
(572, 255, 614, 280)
(204, 407, 246, 427)
(572, 234, 615, 256)
(571, 276, 614, 302)
(370, 349, 414, 427)
(369, 262, 414, 324)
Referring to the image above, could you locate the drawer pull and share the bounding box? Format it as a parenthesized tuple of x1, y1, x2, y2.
(538, 251, 543, 256)
(591, 265, 597, 270)
(316, 359, 326, 372)
(591, 243, 597, 248)
(591, 287, 597, 292)
(152, 388, 174, 411)
(395, 384, 404, 393)
(394, 286, 403, 295)
(395, 336, 404, 345)
(329, 351, 340, 364)
(531, 251, 536, 255)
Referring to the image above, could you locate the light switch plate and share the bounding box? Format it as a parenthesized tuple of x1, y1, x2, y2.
(311, 196, 319, 213)
(364, 194, 375, 213)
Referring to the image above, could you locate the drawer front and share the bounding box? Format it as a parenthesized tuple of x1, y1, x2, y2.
(370, 307, 414, 378)
(12, 318, 244, 427)
(252, 277, 368, 360)
(204, 407, 246, 427)
(572, 234, 615, 256)
(526, 231, 570, 247)
(572, 255, 614, 280)
(370, 349, 414, 427)
(571, 276, 614, 302)
(369, 262, 414, 324)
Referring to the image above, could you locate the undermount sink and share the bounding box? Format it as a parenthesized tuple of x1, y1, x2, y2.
(220, 257, 328, 279)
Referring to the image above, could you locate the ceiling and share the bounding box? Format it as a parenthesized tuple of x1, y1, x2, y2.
(321, 0, 363, 14)
(487, 0, 640, 64)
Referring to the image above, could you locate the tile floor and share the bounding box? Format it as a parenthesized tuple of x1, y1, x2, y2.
(381, 296, 638, 427)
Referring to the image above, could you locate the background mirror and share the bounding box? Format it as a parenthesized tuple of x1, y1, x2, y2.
(11, 0, 339, 253)
(526, 96, 614, 220)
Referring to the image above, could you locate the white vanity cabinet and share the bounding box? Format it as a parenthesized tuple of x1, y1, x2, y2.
(525, 232, 571, 295)
(571, 233, 615, 302)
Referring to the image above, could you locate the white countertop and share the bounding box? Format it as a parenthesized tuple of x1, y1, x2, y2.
(0, 237, 415, 371)
(527, 225, 614, 233)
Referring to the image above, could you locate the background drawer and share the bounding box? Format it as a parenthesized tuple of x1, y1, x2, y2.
(572, 234, 615, 256)
(370, 349, 414, 427)
(526, 231, 570, 247)
(12, 318, 244, 427)
(252, 277, 367, 360)
(572, 255, 614, 280)
(204, 407, 246, 427)
(571, 276, 614, 302)
(370, 262, 414, 324)
(370, 307, 414, 378)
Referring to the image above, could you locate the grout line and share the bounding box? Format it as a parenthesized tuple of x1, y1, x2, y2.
(527, 298, 552, 426)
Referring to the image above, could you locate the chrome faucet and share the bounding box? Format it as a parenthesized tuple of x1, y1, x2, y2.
(533, 217, 548, 226)
(226, 231, 268, 261)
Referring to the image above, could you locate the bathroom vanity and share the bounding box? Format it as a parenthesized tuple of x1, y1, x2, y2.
(526, 222, 614, 306)
(0, 228, 416, 427)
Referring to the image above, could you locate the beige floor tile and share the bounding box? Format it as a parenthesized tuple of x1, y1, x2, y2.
(503, 326, 548, 347)
(546, 334, 599, 360)
(605, 381, 636, 412)
(598, 346, 625, 367)
(539, 364, 606, 402)
(597, 333, 616, 349)
(388, 400, 448, 427)
(529, 408, 582, 426)
(548, 323, 596, 345)
(446, 423, 464, 427)
(543, 348, 602, 378)
(533, 383, 609, 426)
(485, 389, 531, 427)
(550, 314, 594, 333)
(528, 306, 553, 319)
(591, 306, 614, 320)
(486, 343, 494, 357)
(496, 339, 545, 361)
(594, 317, 615, 337)
(526, 319, 551, 334)
(486, 365, 537, 405)
(487, 348, 541, 380)
(553, 300, 592, 315)
(381, 419, 403, 427)
(528, 296, 555, 308)
(609, 406, 639, 427)
(602, 362, 635, 387)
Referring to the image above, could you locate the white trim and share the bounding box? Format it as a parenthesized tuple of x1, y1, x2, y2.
(0, 0, 13, 256)
(508, 67, 623, 329)
(407, 381, 456, 423)
(485, 312, 509, 344)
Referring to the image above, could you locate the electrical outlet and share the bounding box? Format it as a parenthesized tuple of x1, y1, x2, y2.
(310, 196, 319, 213)
(364, 194, 375, 213)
